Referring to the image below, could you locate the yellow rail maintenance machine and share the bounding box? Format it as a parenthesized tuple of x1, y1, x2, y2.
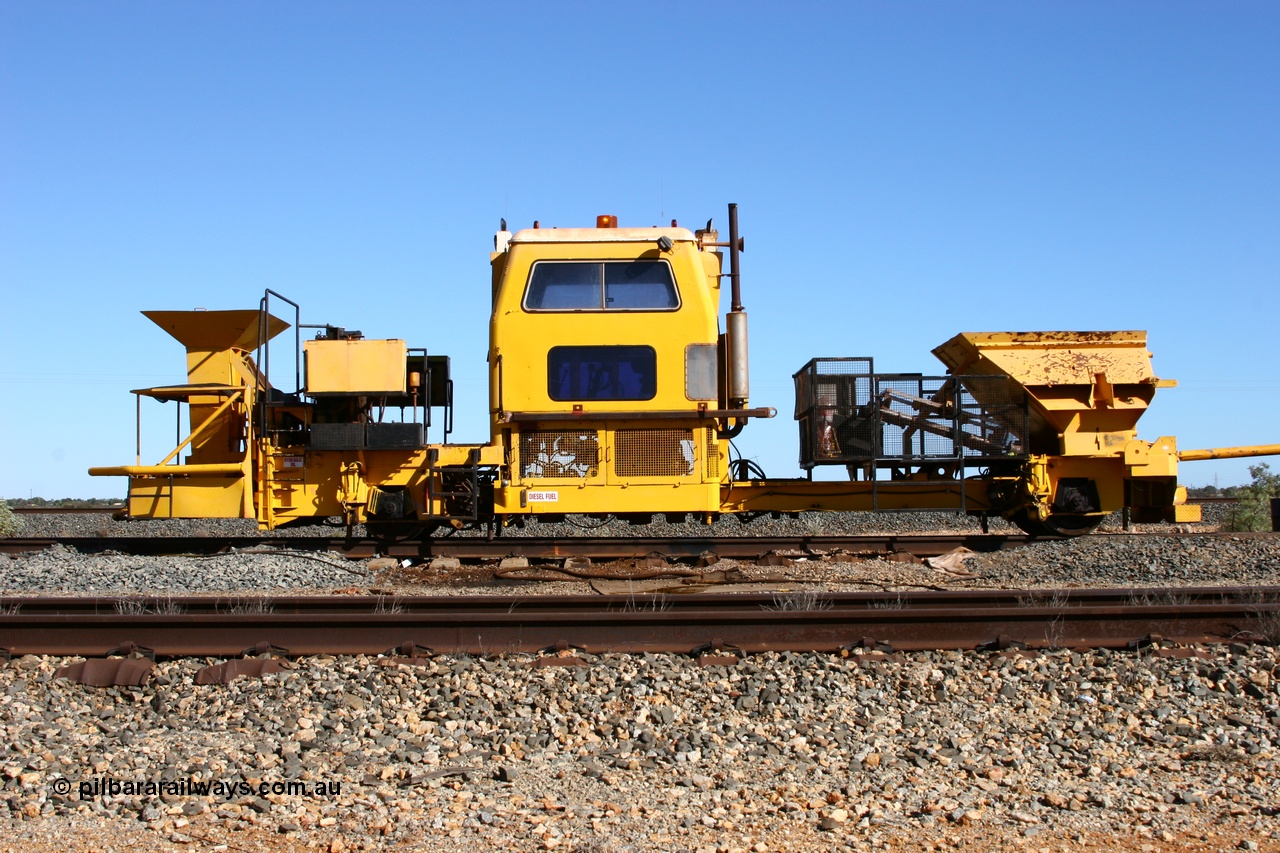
(91, 205, 1280, 536)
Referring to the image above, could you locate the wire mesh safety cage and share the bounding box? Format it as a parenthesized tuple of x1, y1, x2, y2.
(792, 358, 874, 418)
(953, 375, 1028, 460)
(794, 364, 1028, 470)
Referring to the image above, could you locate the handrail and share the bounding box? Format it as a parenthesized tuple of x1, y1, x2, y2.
(88, 463, 243, 477)
(154, 389, 244, 467)
(500, 407, 776, 423)
(257, 289, 301, 444)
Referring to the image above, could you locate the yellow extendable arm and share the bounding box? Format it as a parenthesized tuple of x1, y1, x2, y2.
(1179, 444, 1280, 461)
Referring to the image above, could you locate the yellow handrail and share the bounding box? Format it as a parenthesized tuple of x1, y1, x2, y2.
(88, 463, 244, 477)
(155, 389, 244, 467)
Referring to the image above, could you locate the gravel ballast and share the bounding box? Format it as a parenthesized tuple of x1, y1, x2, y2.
(4, 507, 1280, 597)
(0, 544, 373, 595)
(2, 645, 1278, 851)
(3, 510, 1279, 851)
(6, 508, 1026, 540)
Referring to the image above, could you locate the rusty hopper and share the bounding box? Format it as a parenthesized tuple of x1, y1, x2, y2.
(931, 331, 1170, 458)
(930, 331, 1193, 530)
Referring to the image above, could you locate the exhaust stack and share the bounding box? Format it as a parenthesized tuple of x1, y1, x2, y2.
(725, 203, 749, 405)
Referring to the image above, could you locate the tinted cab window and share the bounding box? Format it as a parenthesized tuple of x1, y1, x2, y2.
(547, 346, 657, 401)
(525, 261, 678, 311)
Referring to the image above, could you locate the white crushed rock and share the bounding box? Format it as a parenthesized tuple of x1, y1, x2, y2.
(0, 646, 1277, 851)
(2, 509, 1278, 851)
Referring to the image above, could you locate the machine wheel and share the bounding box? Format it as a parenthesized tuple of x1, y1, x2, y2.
(1010, 511, 1103, 538)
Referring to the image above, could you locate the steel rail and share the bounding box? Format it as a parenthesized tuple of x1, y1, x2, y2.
(4, 497, 1239, 513)
(1, 532, 1043, 558)
(10, 506, 120, 515)
(4, 530, 1278, 559)
(2, 586, 1272, 612)
(1, 588, 1275, 656)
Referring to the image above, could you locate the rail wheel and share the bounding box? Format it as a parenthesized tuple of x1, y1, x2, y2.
(365, 520, 440, 545)
(1010, 510, 1103, 538)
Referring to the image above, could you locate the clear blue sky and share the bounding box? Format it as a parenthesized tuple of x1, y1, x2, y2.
(2, 1, 1277, 499)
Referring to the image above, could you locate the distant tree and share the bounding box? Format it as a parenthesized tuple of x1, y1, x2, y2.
(1221, 463, 1280, 532)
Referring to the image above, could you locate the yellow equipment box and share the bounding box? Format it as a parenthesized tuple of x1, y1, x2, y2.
(304, 339, 407, 395)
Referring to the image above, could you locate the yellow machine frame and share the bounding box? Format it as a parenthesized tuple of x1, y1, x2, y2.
(89, 206, 1280, 534)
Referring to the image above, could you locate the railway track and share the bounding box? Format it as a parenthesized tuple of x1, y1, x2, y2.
(5, 530, 1278, 560)
(2, 587, 1276, 657)
(0, 532, 1047, 558)
(10, 506, 124, 515)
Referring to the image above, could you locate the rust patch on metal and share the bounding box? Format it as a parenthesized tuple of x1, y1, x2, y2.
(634, 553, 669, 570)
(562, 555, 593, 573)
(1154, 647, 1213, 660)
(694, 637, 744, 666)
(384, 656, 434, 667)
(243, 641, 289, 657)
(531, 638, 588, 667)
(107, 641, 154, 659)
(387, 641, 433, 658)
(845, 637, 895, 654)
(979, 634, 1029, 652)
(56, 657, 153, 687)
(195, 658, 287, 685)
(380, 642, 434, 666)
(6, 583, 1273, 656)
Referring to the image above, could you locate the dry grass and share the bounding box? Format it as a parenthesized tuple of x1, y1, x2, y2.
(1125, 590, 1191, 607)
(223, 597, 275, 615)
(866, 592, 907, 611)
(766, 587, 833, 612)
(372, 594, 406, 615)
(113, 596, 186, 615)
(617, 591, 673, 613)
(1241, 588, 1280, 645)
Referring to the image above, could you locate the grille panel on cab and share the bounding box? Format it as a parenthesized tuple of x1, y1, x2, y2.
(614, 429, 696, 478)
(519, 431, 600, 479)
(705, 427, 719, 480)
